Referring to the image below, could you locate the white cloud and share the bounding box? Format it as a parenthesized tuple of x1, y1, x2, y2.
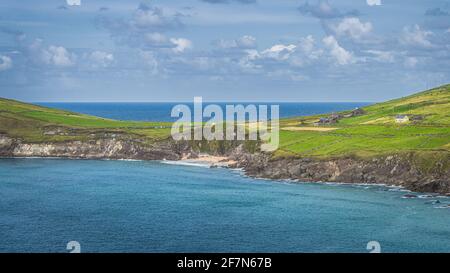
(366, 0, 381, 6)
(297, 35, 315, 53)
(239, 49, 262, 72)
(145, 32, 169, 46)
(322, 35, 354, 65)
(45, 46, 75, 67)
(365, 50, 394, 62)
(261, 44, 296, 61)
(404, 56, 418, 68)
(330, 17, 373, 40)
(0, 55, 12, 71)
(237, 35, 257, 48)
(132, 4, 182, 29)
(66, 0, 81, 6)
(28, 39, 76, 67)
(87, 51, 114, 67)
(288, 35, 323, 67)
(170, 38, 192, 53)
(401, 24, 433, 48)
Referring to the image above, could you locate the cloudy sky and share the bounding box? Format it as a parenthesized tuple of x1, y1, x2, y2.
(0, 0, 449, 102)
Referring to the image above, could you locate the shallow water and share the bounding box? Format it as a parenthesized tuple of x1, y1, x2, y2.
(0, 158, 449, 253)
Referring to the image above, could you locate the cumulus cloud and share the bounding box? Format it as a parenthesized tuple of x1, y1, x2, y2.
(232, 35, 324, 76)
(289, 35, 323, 66)
(261, 44, 297, 61)
(28, 39, 76, 67)
(132, 4, 183, 29)
(85, 51, 114, 67)
(170, 38, 193, 53)
(46, 46, 75, 66)
(329, 17, 372, 41)
(366, 0, 381, 6)
(0, 55, 12, 71)
(144, 32, 171, 47)
(364, 50, 394, 63)
(298, 0, 359, 19)
(99, 3, 191, 55)
(99, 3, 184, 38)
(322, 35, 354, 65)
(400, 24, 433, 48)
(66, 0, 80, 6)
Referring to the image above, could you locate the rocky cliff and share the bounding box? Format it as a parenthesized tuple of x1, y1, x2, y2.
(229, 147, 450, 194)
(0, 134, 181, 160)
(1, 134, 449, 194)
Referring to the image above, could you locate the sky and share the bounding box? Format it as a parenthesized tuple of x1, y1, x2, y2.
(0, 0, 449, 102)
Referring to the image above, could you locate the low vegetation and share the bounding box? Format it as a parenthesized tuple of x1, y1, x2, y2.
(0, 84, 449, 162)
(277, 84, 450, 159)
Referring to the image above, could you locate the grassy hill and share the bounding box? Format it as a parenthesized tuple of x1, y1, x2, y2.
(0, 84, 449, 161)
(0, 98, 172, 143)
(277, 84, 450, 158)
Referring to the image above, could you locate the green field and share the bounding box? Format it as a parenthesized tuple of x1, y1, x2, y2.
(0, 84, 449, 160)
(277, 84, 450, 158)
(0, 97, 172, 143)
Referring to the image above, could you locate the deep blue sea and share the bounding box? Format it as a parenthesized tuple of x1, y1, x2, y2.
(36, 102, 369, 122)
(1, 102, 449, 253)
(0, 159, 449, 253)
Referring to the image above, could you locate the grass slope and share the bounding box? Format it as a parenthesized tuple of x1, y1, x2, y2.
(0, 98, 172, 143)
(0, 84, 449, 160)
(278, 84, 450, 158)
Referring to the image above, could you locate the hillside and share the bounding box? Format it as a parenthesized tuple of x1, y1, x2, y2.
(0, 98, 172, 144)
(0, 84, 449, 160)
(277, 84, 450, 158)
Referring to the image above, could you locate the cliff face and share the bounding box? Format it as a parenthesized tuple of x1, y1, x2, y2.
(0, 134, 181, 160)
(1, 134, 449, 194)
(229, 149, 450, 194)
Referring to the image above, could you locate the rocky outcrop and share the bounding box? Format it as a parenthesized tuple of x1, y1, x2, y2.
(1, 134, 448, 194)
(229, 149, 450, 194)
(0, 134, 181, 160)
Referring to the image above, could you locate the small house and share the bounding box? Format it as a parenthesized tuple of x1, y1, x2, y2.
(395, 115, 409, 123)
(351, 108, 365, 116)
(343, 107, 365, 118)
(410, 115, 424, 121)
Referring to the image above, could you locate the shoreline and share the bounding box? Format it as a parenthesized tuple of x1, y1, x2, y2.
(2, 154, 449, 198)
(0, 133, 448, 195)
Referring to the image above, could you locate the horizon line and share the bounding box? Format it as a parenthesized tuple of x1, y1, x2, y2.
(30, 100, 377, 104)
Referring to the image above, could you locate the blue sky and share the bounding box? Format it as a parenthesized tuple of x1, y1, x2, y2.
(0, 0, 449, 102)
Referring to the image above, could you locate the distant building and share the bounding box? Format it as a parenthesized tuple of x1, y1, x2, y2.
(395, 115, 409, 123)
(410, 115, 424, 121)
(352, 108, 365, 116)
(343, 107, 366, 118)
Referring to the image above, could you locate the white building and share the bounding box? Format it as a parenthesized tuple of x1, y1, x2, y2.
(395, 115, 409, 123)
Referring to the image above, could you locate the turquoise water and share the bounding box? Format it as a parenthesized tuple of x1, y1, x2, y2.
(0, 158, 449, 253)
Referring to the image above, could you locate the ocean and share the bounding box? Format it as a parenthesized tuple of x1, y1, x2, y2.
(0, 158, 449, 253)
(1, 102, 449, 253)
(36, 102, 369, 122)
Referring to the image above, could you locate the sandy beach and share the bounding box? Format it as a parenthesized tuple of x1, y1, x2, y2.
(181, 154, 237, 167)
